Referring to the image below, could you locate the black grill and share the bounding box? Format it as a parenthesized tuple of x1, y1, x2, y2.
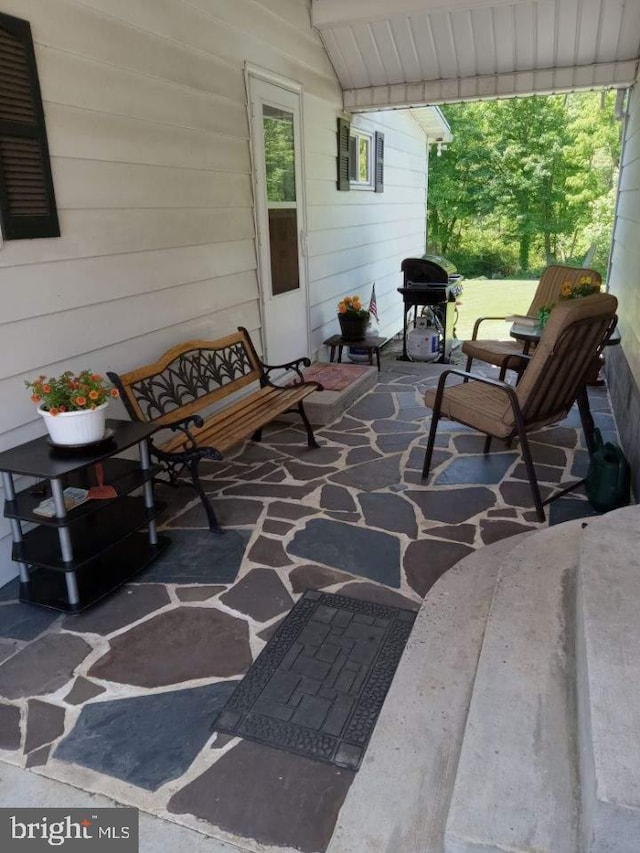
(397, 256, 463, 362)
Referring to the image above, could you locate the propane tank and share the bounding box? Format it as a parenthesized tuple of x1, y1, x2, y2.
(407, 315, 441, 361)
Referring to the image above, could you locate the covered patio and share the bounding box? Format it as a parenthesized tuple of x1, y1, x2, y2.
(0, 337, 618, 852)
(1, 1, 639, 852)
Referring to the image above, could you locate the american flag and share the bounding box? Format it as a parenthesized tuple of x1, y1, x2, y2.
(368, 283, 379, 323)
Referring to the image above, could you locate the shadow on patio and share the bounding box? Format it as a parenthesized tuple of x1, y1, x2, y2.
(0, 341, 617, 852)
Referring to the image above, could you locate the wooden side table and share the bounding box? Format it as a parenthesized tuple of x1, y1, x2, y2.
(323, 334, 387, 371)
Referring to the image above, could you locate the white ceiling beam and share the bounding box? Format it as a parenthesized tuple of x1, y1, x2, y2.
(312, 0, 534, 29)
(343, 60, 639, 110)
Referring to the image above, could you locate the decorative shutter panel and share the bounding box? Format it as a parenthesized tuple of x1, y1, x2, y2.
(374, 131, 384, 193)
(0, 12, 59, 240)
(337, 117, 351, 191)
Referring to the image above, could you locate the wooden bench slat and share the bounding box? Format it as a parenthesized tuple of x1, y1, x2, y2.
(160, 385, 315, 455)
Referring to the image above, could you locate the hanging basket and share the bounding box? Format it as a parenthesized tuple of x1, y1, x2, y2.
(338, 314, 369, 341)
(38, 401, 109, 446)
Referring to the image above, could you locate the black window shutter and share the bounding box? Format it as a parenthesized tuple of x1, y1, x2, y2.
(374, 131, 384, 193)
(337, 117, 351, 191)
(0, 12, 59, 240)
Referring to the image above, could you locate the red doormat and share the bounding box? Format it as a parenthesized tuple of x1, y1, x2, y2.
(303, 363, 371, 391)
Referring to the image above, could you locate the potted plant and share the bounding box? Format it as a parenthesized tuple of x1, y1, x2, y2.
(337, 295, 370, 341)
(25, 370, 119, 446)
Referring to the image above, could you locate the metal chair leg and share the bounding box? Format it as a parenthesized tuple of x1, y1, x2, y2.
(483, 435, 492, 454)
(422, 410, 441, 479)
(514, 425, 545, 522)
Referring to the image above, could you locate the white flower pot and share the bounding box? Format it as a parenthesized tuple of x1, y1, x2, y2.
(38, 401, 108, 446)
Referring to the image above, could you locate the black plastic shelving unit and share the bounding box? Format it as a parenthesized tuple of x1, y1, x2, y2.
(0, 419, 170, 612)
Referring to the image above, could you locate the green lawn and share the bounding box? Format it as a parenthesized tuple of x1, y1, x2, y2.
(455, 278, 540, 343)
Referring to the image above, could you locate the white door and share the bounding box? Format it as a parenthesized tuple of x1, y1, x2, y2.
(249, 75, 309, 365)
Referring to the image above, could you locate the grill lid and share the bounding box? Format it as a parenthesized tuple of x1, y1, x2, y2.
(401, 257, 450, 285)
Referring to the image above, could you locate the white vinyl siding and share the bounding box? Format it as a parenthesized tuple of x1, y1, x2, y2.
(608, 82, 640, 382)
(0, 0, 426, 584)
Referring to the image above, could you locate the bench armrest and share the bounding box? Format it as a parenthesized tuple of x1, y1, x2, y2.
(154, 413, 222, 458)
(260, 356, 312, 386)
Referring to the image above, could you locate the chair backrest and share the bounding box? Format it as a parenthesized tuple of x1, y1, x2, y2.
(528, 265, 602, 316)
(512, 292, 617, 431)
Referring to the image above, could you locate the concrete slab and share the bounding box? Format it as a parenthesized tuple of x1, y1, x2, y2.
(0, 761, 246, 853)
(444, 521, 583, 853)
(576, 506, 640, 853)
(328, 532, 532, 853)
(303, 365, 378, 425)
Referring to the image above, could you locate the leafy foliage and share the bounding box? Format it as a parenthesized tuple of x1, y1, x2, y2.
(427, 92, 621, 278)
(26, 371, 118, 415)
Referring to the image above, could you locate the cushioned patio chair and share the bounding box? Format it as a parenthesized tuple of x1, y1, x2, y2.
(462, 264, 602, 376)
(422, 293, 618, 521)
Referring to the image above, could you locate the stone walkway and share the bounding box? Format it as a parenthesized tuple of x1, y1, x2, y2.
(0, 345, 617, 853)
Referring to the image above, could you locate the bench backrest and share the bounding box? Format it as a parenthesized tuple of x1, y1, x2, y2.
(108, 328, 264, 426)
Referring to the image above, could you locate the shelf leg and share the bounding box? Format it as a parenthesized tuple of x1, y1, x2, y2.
(139, 439, 158, 546)
(2, 472, 30, 583)
(50, 479, 80, 607)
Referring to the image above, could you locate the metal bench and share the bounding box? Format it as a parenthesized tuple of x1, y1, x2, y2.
(108, 327, 322, 532)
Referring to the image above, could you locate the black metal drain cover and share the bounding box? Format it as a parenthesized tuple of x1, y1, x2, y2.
(212, 589, 416, 770)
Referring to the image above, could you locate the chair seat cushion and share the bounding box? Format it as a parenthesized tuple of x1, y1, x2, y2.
(461, 339, 528, 368)
(425, 381, 514, 438)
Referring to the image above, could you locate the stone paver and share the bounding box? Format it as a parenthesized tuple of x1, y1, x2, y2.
(288, 519, 402, 587)
(220, 569, 293, 623)
(88, 608, 252, 687)
(142, 529, 250, 584)
(167, 740, 355, 853)
(24, 700, 65, 754)
(359, 492, 418, 538)
(63, 677, 106, 705)
(0, 634, 92, 700)
(55, 682, 237, 791)
(289, 565, 353, 594)
(404, 539, 475, 597)
(0, 603, 59, 642)
(64, 585, 170, 636)
(329, 455, 403, 491)
(407, 487, 496, 523)
(0, 703, 21, 750)
(175, 585, 226, 602)
(247, 536, 292, 568)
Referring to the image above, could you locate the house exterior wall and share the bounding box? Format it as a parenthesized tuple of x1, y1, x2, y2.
(605, 78, 640, 496)
(0, 0, 427, 584)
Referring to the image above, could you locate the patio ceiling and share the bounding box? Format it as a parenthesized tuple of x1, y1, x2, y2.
(311, 0, 640, 111)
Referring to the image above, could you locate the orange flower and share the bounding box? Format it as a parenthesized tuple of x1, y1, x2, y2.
(91, 373, 102, 381)
(89, 390, 99, 400)
(49, 407, 59, 416)
(58, 405, 66, 412)
(31, 394, 41, 403)
(42, 384, 51, 394)
(75, 396, 87, 407)
(110, 388, 119, 397)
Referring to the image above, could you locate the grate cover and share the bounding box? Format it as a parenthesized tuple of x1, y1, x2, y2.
(212, 589, 416, 770)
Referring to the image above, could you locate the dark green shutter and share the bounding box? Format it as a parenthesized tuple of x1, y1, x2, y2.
(0, 12, 59, 240)
(337, 116, 351, 191)
(374, 131, 384, 193)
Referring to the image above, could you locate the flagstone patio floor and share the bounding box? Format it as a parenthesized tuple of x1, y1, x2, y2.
(0, 340, 616, 853)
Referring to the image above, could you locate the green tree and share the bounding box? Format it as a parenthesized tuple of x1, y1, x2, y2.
(427, 92, 621, 277)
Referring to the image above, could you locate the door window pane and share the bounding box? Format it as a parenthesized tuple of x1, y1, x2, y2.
(268, 208, 299, 295)
(263, 105, 296, 202)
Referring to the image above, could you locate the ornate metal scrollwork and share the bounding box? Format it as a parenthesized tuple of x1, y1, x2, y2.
(130, 342, 254, 421)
